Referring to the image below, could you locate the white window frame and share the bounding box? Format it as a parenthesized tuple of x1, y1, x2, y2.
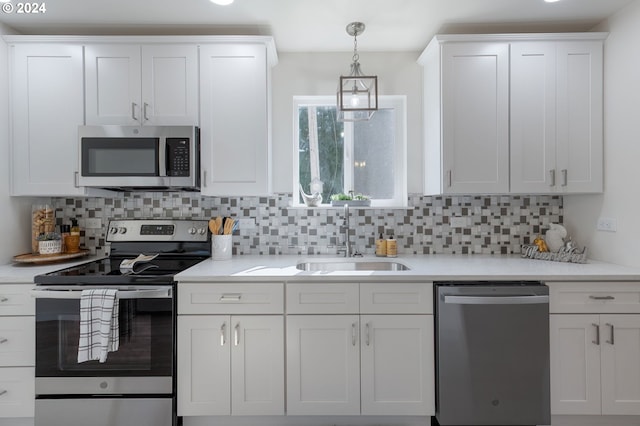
(293, 95, 407, 207)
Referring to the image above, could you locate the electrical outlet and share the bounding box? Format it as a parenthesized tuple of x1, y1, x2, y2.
(238, 218, 256, 230)
(596, 217, 617, 232)
(85, 218, 102, 229)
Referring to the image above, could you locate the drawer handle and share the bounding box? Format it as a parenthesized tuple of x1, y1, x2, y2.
(0, 338, 7, 344)
(592, 323, 600, 345)
(589, 295, 615, 301)
(0, 297, 8, 303)
(606, 323, 615, 345)
(220, 323, 226, 346)
(220, 294, 241, 302)
(0, 389, 6, 397)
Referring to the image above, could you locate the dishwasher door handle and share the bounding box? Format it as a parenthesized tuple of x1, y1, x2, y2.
(443, 295, 549, 305)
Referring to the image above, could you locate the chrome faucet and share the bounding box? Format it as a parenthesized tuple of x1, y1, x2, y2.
(338, 204, 362, 257)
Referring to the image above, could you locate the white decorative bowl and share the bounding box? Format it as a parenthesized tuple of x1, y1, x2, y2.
(38, 240, 62, 255)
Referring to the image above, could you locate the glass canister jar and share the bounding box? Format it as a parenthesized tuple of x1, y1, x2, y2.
(31, 204, 55, 254)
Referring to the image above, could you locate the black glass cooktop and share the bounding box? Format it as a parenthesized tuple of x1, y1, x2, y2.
(34, 256, 207, 285)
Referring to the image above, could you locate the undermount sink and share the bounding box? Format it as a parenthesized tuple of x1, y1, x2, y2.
(296, 260, 410, 272)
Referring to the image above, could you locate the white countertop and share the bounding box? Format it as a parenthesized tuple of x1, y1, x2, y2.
(0, 256, 100, 284)
(176, 254, 640, 282)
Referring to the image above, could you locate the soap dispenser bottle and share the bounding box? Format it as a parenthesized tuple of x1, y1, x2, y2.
(375, 233, 387, 257)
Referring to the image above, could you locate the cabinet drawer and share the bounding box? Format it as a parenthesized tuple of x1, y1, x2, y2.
(0, 317, 34, 367)
(360, 283, 433, 314)
(0, 367, 34, 418)
(286, 283, 359, 314)
(178, 283, 284, 314)
(549, 281, 640, 313)
(0, 285, 34, 316)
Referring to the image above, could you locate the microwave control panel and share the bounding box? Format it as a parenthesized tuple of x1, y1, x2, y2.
(166, 138, 190, 177)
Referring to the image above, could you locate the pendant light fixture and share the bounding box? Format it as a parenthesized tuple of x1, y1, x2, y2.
(337, 22, 378, 122)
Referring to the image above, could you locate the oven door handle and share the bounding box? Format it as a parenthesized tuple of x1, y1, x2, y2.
(30, 286, 173, 300)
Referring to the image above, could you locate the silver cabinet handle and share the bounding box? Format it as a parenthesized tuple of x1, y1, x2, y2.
(131, 102, 138, 121)
(203, 170, 207, 188)
(220, 322, 226, 346)
(589, 295, 615, 301)
(561, 169, 568, 187)
(447, 170, 452, 188)
(143, 102, 150, 122)
(606, 323, 615, 345)
(351, 322, 357, 346)
(549, 169, 556, 187)
(0, 338, 7, 344)
(592, 323, 600, 345)
(0, 390, 6, 396)
(74, 171, 80, 188)
(365, 323, 371, 346)
(0, 297, 8, 303)
(220, 294, 241, 302)
(234, 323, 240, 346)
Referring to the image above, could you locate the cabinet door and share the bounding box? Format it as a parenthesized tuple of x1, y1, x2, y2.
(199, 44, 270, 196)
(556, 41, 603, 193)
(510, 42, 557, 193)
(286, 315, 360, 415)
(10, 44, 87, 196)
(177, 315, 230, 416)
(601, 314, 640, 415)
(141, 45, 198, 125)
(441, 42, 509, 194)
(231, 316, 284, 415)
(550, 314, 601, 415)
(0, 317, 34, 367)
(85, 44, 141, 125)
(0, 367, 34, 418)
(361, 315, 434, 415)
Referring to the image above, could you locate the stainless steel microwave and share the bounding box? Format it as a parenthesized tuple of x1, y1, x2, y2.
(78, 125, 199, 191)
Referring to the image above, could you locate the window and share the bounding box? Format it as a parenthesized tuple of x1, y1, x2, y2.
(293, 96, 407, 207)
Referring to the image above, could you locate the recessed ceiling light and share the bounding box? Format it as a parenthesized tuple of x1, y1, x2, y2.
(210, 0, 234, 5)
(544, 0, 561, 3)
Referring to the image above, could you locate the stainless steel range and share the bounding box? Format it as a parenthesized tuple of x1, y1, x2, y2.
(32, 219, 210, 426)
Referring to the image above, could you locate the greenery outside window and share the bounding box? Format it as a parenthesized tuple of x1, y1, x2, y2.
(293, 96, 407, 207)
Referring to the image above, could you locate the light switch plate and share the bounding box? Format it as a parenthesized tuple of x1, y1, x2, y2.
(596, 217, 617, 232)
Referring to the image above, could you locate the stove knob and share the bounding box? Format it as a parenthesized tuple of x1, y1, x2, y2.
(188, 227, 197, 235)
(109, 227, 118, 234)
(198, 228, 207, 235)
(118, 227, 127, 234)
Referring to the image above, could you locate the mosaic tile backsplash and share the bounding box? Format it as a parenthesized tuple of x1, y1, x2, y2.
(52, 193, 563, 259)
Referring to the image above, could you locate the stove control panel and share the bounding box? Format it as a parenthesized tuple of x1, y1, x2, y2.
(107, 219, 209, 243)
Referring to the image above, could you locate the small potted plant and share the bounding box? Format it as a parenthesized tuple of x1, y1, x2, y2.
(37, 232, 62, 255)
(330, 191, 371, 207)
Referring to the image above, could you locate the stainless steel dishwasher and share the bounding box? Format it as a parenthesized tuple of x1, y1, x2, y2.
(433, 282, 550, 426)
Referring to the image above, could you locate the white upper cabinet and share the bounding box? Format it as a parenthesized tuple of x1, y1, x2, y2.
(9, 43, 91, 196)
(421, 40, 510, 195)
(85, 44, 198, 125)
(419, 33, 606, 195)
(199, 43, 273, 196)
(511, 40, 603, 193)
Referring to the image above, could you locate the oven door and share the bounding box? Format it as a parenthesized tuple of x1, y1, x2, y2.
(32, 285, 174, 396)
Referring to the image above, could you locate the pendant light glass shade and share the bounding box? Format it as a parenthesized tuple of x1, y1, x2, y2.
(337, 22, 378, 122)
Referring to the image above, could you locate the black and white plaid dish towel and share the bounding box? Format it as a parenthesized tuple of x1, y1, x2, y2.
(77, 289, 119, 363)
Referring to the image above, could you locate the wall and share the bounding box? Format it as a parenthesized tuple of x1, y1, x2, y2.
(271, 52, 423, 193)
(564, 0, 640, 267)
(0, 23, 34, 265)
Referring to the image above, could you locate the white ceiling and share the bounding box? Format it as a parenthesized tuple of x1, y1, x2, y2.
(0, 0, 634, 52)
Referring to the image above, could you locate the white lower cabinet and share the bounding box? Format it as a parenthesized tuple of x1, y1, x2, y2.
(285, 282, 435, 416)
(551, 314, 640, 415)
(549, 281, 640, 416)
(177, 315, 284, 416)
(286, 315, 360, 415)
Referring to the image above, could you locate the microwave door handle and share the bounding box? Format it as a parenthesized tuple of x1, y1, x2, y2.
(30, 287, 172, 300)
(159, 138, 167, 177)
